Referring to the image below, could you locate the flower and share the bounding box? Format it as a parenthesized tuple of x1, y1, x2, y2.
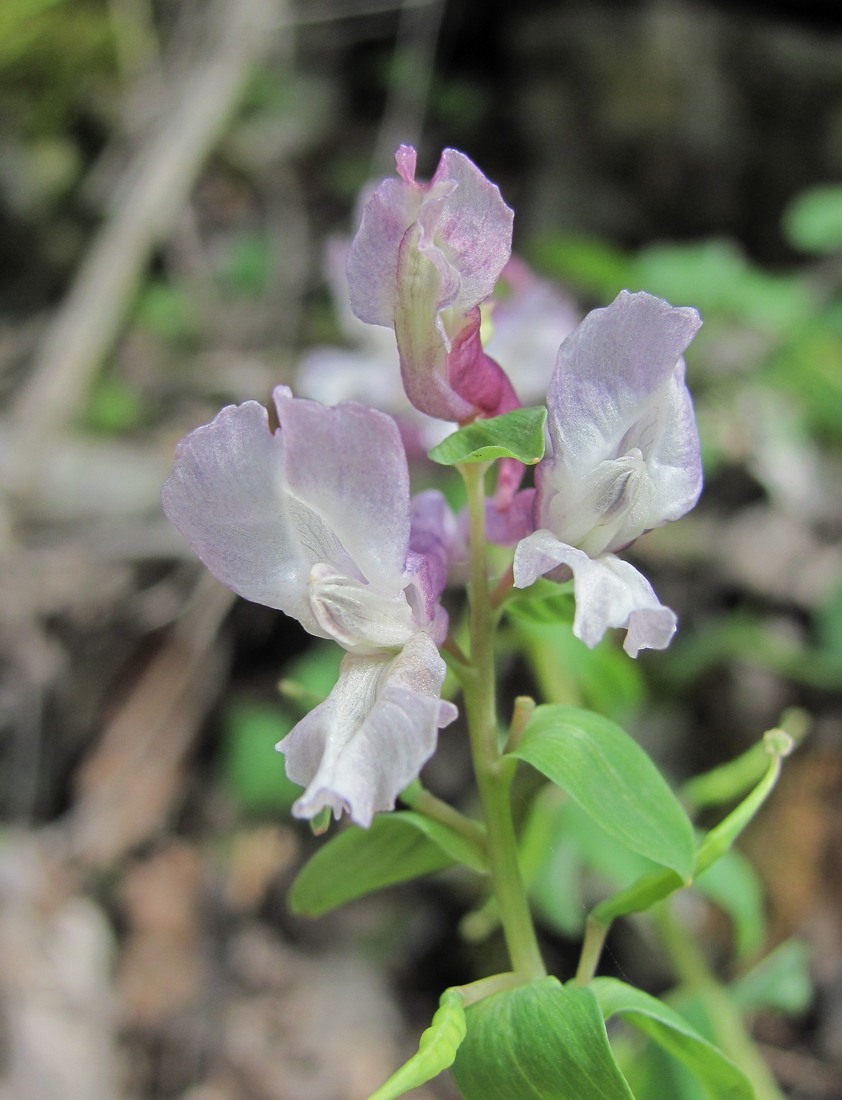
(346, 145, 519, 423)
(513, 290, 703, 656)
(162, 387, 457, 825)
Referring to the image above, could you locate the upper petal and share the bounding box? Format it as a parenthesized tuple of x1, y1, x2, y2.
(162, 390, 415, 638)
(347, 146, 513, 331)
(162, 400, 330, 635)
(514, 529, 677, 656)
(273, 387, 412, 592)
(539, 291, 702, 547)
(546, 290, 701, 479)
(428, 149, 514, 314)
(278, 633, 458, 827)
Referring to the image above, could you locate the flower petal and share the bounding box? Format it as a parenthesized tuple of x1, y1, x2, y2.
(278, 633, 458, 827)
(514, 530, 677, 656)
(426, 148, 514, 313)
(347, 146, 513, 329)
(162, 389, 415, 637)
(272, 387, 412, 590)
(162, 399, 329, 635)
(347, 146, 517, 423)
(539, 290, 702, 551)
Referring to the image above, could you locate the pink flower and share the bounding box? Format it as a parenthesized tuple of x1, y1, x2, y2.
(346, 145, 519, 423)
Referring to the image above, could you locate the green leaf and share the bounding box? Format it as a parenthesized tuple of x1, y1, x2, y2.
(368, 988, 467, 1100)
(591, 729, 793, 928)
(428, 406, 547, 466)
(279, 642, 343, 716)
(591, 979, 753, 1100)
(729, 939, 813, 1015)
(783, 184, 842, 254)
(629, 240, 809, 331)
(451, 978, 634, 1099)
(511, 617, 645, 721)
(220, 702, 300, 814)
(508, 706, 695, 878)
(85, 376, 145, 434)
(694, 849, 765, 959)
(289, 811, 482, 917)
(527, 234, 632, 299)
(694, 730, 791, 876)
(394, 810, 487, 874)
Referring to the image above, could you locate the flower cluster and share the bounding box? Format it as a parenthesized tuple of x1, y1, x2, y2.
(163, 145, 702, 825)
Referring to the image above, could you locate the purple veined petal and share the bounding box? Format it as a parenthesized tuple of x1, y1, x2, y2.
(393, 228, 476, 422)
(538, 290, 702, 551)
(273, 387, 412, 592)
(346, 177, 422, 328)
(163, 389, 417, 643)
(484, 257, 580, 405)
(347, 146, 513, 332)
(514, 530, 677, 656)
(428, 149, 514, 314)
(392, 269, 522, 422)
(162, 400, 332, 636)
(630, 357, 703, 525)
(278, 632, 459, 828)
(546, 290, 701, 478)
(446, 307, 521, 419)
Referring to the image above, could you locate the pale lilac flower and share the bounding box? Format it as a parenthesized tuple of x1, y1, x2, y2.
(484, 257, 580, 405)
(346, 145, 519, 423)
(514, 291, 703, 656)
(162, 387, 457, 826)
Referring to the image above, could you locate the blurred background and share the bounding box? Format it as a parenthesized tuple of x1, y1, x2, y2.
(0, 1, 841, 1097)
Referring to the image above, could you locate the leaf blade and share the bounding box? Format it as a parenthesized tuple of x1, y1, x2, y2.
(591, 978, 754, 1100)
(289, 810, 485, 917)
(508, 705, 695, 878)
(452, 978, 634, 1100)
(367, 988, 467, 1100)
(428, 406, 547, 466)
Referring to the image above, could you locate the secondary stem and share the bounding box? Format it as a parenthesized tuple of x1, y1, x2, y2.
(656, 904, 787, 1100)
(460, 461, 545, 981)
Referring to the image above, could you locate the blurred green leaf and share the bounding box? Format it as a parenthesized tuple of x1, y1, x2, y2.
(783, 184, 842, 254)
(280, 642, 343, 717)
(136, 281, 198, 342)
(511, 617, 645, 721)
(505, 579, 575, 626)
(218, 232, 274, 297)
(694, 849, 766, 959)
(84, 376, 144, 434)
(730, 939, 813, 1015)
(220, 702, 300, 814)
(520, 787, 655, 937)
(628, 241, 809, 332)
(665, 614, 842, 691)
(816, 581, 842, 659)
(528, 234, 631, 299)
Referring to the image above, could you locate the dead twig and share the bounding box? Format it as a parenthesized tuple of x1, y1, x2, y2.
(4, 0, 286, 497)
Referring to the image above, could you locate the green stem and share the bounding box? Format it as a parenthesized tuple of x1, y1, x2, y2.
(656, 905, 787, 1100)
(459, 461, 545, 981)
(400, 780, 488, 859)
